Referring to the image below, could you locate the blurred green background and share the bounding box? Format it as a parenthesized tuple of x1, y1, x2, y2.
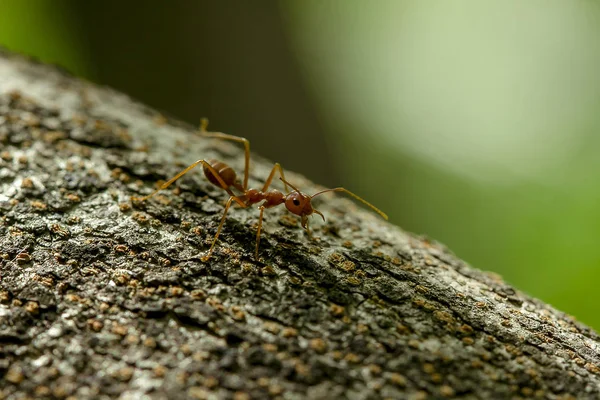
(1, 1, 599, 330)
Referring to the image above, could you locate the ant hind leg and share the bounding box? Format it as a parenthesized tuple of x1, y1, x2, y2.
(199, 120, 251, 191)
(134, 159, 207, 202)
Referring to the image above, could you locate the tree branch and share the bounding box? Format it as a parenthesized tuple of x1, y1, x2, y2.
(0, 48, 599, 399)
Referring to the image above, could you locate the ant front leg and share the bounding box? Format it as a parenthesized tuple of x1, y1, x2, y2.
(305, 218, 312, 240)
(262, 163, 289, 193)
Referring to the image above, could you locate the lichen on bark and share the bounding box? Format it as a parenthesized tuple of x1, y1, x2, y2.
(0, 49, 599, 399)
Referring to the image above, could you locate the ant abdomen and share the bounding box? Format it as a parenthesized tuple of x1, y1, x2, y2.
(203, 160, 238, 190)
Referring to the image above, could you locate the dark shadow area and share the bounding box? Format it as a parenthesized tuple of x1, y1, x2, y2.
(69, 0, 337, 186)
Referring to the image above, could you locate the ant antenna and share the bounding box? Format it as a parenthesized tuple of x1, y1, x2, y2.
(280, 177, 301, 193)
(279, 177, 388, 220)
(311, 187, 389, 220)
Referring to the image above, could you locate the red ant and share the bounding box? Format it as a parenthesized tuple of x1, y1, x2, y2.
(133, 119, 387, 260)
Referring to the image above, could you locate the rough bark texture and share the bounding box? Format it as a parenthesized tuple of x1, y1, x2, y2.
(0, 49, 599, 400)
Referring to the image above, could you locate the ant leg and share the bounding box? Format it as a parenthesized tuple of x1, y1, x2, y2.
(202, 195, 247, 261)
(262, 163, 289, 192)
(255, 206, 265, 259)
(311, 187, 388, 220)
(134, 159, 207, 201)
(200, 121, 250, 192)
(135, 159, 245, 207)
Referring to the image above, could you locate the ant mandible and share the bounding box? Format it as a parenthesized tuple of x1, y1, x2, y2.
(133, 119, 388, 260)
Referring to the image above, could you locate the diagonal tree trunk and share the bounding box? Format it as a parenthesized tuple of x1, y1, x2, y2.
(0, 48, 598, 400)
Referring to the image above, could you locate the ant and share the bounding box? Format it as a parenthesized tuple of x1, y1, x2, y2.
(133, 119, 388, 260)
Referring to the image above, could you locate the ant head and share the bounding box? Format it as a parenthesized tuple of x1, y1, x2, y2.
(280, 177, 325, 229)
(279, 177, 389, 227)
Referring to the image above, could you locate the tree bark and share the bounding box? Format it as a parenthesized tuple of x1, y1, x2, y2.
(0, 48, 598, 400)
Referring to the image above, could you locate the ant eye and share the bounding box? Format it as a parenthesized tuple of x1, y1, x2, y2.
(293, 198, 300, 206)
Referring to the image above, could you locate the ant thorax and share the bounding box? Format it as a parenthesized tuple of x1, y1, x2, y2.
(244, 188, 284, 208)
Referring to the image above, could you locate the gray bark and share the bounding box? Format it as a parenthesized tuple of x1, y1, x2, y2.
(0, 48, 599, 400)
